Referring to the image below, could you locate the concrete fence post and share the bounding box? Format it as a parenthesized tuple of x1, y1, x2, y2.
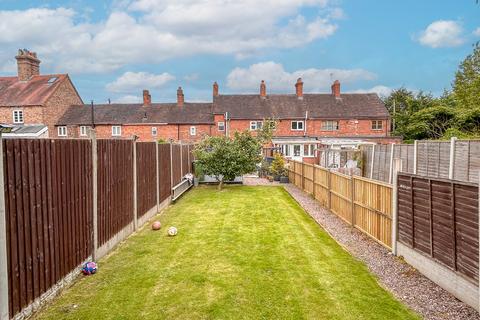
(133, 139, 138, 231)
(370, 144, 376, 179)
(0, 134, 10, 320)
(413, 140, 418, 175)
(90, 129, 98, 261)
(392, 158, 402, 255)
(449, 137, 457, 180)
(389, 143, 396, 184)
(156, 142, 159, 211)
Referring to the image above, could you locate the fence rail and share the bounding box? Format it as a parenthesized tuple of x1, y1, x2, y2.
(0, 137, 194, 320)
(287, 159, 393, 248)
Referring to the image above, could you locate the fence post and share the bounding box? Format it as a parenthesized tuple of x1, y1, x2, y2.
(312, 165, 316, 198)
(90, 129, 98, 261)
(389, 143, 395, 184)
(180, 142, 183, 178)
(327, 169, 331, 210)
(301, 162, 305, 191)
(170, 142, 174, 193)
(156, 142, 159, 211)
(392, 158, 402, 255)
(413, 140, 418, 175)
(449, 137, 457, 180)
(0, 135, 9, 320)
(133, 139, 138, 231)
(370, 144, 375, 179)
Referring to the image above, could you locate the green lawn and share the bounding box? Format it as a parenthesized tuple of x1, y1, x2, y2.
(35, 186, 418, 320)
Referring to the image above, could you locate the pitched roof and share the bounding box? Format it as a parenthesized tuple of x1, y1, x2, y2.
(0, 74, 68, 106)
(57, 103, 214, 125)
(213, 93, 389, 120)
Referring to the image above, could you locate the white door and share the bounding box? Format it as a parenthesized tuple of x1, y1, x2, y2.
(292, 144, 302, 161)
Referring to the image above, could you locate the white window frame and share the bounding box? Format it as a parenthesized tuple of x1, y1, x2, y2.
(249, 121, 263, 131)
(57, 126, 67, 137)
(190, 126, 196, 136)
(291, 121, 304, 131)
(371, 120, 383, 130)
(112, 125, 121, 137)
(322, 120, 339, 131)
(218, 121, 225, 131)
(304, 144, 315, 157)
(79, 126, 87, 136)
(12, 110, 24, 124)
(152, 127, 158, 136)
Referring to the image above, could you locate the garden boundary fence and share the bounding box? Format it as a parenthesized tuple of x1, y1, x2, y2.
(287, 159, 393, 248)
(0, 136, 194, 320)
(361, 138, 480, 184)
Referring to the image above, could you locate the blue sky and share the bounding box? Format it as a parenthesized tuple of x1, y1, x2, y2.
(0, 0, 479, 104)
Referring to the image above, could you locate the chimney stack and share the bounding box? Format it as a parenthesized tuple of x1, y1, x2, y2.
(143, 89, 151, 106)
(331, 80, 341, 98)
(260, 80, 266, 98)
(213, 81, 219, 97)
(15, 49, 40, 81)
(177, 87, 184, 107)
(295, 78, 304, 99)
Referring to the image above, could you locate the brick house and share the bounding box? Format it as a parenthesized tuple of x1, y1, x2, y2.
(0, 50, 83, 138)
(57, 77, 396, 162)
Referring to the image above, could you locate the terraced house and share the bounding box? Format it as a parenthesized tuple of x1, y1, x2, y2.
(0, 50, 83, 138)
(58, 78, 395, 162)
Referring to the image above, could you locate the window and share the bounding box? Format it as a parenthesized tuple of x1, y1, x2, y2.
(322, 120, 339, 131)
(79, 126, 87, 136)
(291, 121, 304, 131)
(190, 126, 196, 136)
(152, 127, 158, 136)
(293, 145, 301, 156)
(57, 126, 67, 137)
(249, 121, 263, 131)
(304, 144, 315, 157)
(218, 121, 225, 131)
(371, 120, 383, 130)
(13, 110, 23, 124)
(112, 126, 121, 136)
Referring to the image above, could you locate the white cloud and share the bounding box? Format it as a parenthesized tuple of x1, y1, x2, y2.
(351, 85, 393, 97)
(417, 20, 465, 48)
(114, 95, 142, 103)
(226, 61, 376, 92)
(106, 71, 175, 93)
(184, 73, 199, 81)
(0, 1, 341, 74)
(474, 27, 480, 37)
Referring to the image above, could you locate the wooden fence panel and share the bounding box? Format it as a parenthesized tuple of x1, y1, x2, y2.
(303, 164, 314, 194)
(397, 173, 479, 282)
(158, 144, 172, 203)
(329, 172, 353, 224)
(97, 139, 134, 246)
(181, 145, 190, 176)
(4, 139, 93, 317)
(171, 144, 182, 186)
(393, 144, 415, 174)
(353, 176, 392, 248)
(313, 166, 329, 208)
(416, 141, 450, 179)
(136, 142, 157, 217)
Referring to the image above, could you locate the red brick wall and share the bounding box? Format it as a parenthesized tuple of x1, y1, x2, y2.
(0, 106, 43, 124)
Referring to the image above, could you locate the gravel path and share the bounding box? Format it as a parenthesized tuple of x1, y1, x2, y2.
(283, 183, 479, 320)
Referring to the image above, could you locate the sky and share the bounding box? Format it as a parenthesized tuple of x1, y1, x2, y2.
(0, 0, 479, 104)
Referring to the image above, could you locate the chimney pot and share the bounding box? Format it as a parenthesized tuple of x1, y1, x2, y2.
(213, 81, 219, 97)
(295, 77, 304, 99)
(260, 80, 266, 98)
(143, 89, 151, 106)
(15, 49, 41, 81)
(177, 87, 184, 107)
(331, 80, 341, 98)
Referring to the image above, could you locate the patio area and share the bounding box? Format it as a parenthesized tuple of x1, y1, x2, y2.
(34, 186, 418, 319)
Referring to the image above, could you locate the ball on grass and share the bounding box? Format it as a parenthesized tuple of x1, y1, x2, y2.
(82, 261, 97, 275)
(152, 221, 162, 230)
(167, 226, 178, 236)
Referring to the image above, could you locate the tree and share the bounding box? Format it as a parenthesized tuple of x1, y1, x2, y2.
(453, 43, 480, 111)
(193, 131, 262, 190)
(404, 105, 456, 140)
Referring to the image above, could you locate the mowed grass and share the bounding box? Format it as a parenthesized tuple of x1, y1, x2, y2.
(34, 186, 418, 320)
